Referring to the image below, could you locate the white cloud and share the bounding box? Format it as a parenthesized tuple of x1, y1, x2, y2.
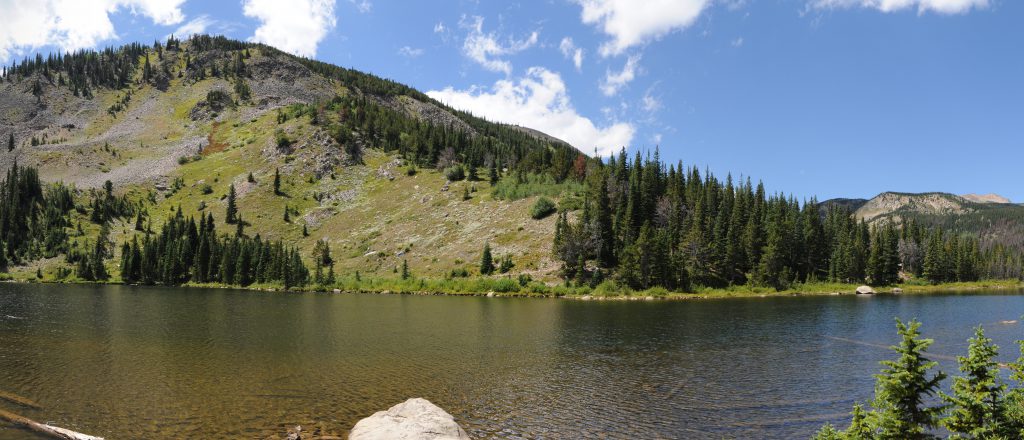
(558, 37, 584, 71)
(398, 46, 423, 58)
(243, 0, 337, 58)
(574, 0, 710, 57)
(807, 0, 988, 14)
(434, 22, 447, 33)
(642, 89, 662, 113)
(172, 14, 214, 38)
(731, 37, 744, 47)
(0, 0, 186, 61)
(460, 15, 538, 75)
(600, 54, 641, 96)
(427, 67, 635, 157)
(348, 0, 371, 13)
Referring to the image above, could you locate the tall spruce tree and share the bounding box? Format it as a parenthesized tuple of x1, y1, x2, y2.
(942, 326, 1015, 438)
(273, 168, 281, 195)
(225, 184, 238, 224)
(480, 242, 494, 275)
(871, 319, 946, 439)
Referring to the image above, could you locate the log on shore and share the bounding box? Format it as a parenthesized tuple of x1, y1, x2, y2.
(0, 409, 104, 440)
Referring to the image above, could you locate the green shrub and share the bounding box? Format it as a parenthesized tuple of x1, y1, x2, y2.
(531, 197, 557, 220)
(490, 278, 520, 293)
(641, 286, 670, 297)
(200, 183, 213, 194)
(593, 280, 625, 297)
(275, 129, 291, 148)
(444, 165, 465, 181)
(558, 193, 584, 212)
(491, 173, 584, 201)
(177, 154, 201, 165)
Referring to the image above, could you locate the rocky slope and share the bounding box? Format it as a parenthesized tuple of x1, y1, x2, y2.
(0, 36, 577, 280)
(961, 193, 1012, 204)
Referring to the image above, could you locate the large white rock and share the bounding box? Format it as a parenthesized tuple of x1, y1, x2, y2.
(855, 285, 876, 295)
(349, 398, 470, 440)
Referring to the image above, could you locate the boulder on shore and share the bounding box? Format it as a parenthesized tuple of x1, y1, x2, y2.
(349, 398, 470, 440)
(855, 285, 876, 295)
(892, 288, 903, 294)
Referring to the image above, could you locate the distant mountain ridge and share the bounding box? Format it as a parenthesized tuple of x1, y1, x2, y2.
(822, 191, 1024, 252)
(961, 193, 1012, 204)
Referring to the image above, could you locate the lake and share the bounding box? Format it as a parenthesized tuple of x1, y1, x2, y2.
(1, 284, 1022, 439)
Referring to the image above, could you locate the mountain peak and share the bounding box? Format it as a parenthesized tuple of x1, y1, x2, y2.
(961, 193, 1011, 204)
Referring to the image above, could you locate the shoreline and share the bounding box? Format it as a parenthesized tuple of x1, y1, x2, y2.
(7, 276, 1024, 301)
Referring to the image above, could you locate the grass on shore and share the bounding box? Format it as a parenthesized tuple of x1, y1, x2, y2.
(203, 277, 1024, 300)
(6, 265, 1022, 300)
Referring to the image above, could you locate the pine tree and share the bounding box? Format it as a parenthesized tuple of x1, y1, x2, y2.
(235, 214, 244, 237)
(480, 242, 494, 275)
(225, 184, 238, 224)
(489, 161, 499, 185)
(871, 319, 946, 439)
(283, 206, 290, 222)
(595, 173, 615, 267)
(942, 326, 1014, 438)
(7, 133, 13, 152)
(1009, 341, 1024, 436)
(401, 259, 410, 280)
(923, 231, 945, 284)
(273, 168, 281, 195)
(844, 404, 874, 440)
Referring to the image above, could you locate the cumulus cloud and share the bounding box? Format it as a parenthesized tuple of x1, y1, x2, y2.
(558, 37, 584, 71)
(0, 0, 186, 61)
(600, 55, 641, 96)
(243, 0, 337, 58)
(397, 46, 423, 58)
(427, 67, 635, 157)
(807, 0, 988, 14)
(172, 14, 214, 38)
(460, 15, 538, 75)
(574, 0, 710, 57)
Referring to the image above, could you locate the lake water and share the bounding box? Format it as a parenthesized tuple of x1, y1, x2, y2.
(0, 284, 1022, 439)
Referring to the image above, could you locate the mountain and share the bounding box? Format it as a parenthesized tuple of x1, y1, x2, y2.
(0, 35, 583, 280)
(961, 193, 1012, 204)
(822, 191, 1024, 252)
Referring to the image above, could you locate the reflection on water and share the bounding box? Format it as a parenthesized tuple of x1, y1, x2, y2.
(0, 284, 1022, 439)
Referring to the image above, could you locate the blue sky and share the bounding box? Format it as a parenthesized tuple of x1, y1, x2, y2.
(1, 0, 1021, 202)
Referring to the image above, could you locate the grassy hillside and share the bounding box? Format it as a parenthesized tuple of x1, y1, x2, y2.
(0, 35, 584, 283)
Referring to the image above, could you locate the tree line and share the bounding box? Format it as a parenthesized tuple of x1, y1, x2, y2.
(0, 163, 74, 269)
(552, 149, 1022, 291)
(118, 209, 309, 288)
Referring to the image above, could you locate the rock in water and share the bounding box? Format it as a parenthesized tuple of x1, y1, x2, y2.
(349, 398, 470, 440)
(855, 285, 876, 295)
